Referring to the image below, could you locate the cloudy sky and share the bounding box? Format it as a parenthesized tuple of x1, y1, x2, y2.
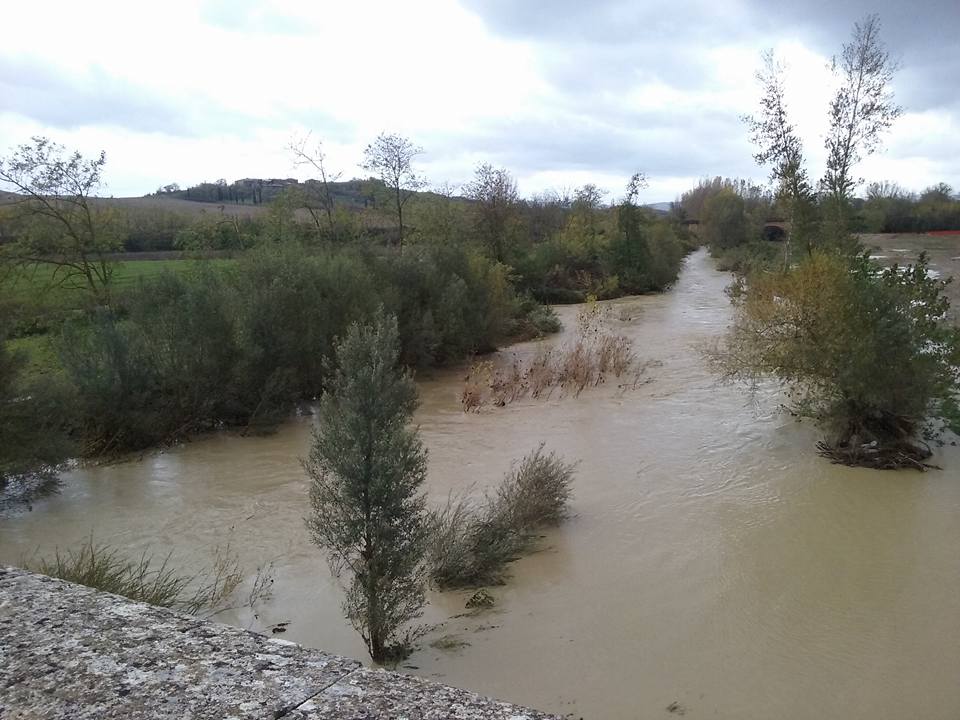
(2, 0, 957, 202)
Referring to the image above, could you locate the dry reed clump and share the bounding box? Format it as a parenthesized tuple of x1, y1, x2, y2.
(461, 301, 637, 410)
(28, 537, 272, 615)
(426, 444, 576, 589)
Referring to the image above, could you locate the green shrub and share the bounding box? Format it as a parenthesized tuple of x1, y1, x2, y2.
(54, 242, 526, 455)
(0, 328, 69, 503)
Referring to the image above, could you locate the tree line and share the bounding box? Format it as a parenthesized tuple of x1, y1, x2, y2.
(0, 132, 695, 499)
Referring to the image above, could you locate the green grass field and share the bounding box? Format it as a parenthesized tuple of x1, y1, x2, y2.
(2, 258, 233, 358)
(3, 257, 234, 381)
(4, 259, 189, 303)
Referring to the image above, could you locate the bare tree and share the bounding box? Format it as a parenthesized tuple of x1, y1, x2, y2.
(362, 133, 426, 252)
(623, 172, 649, 205)
(0, 137, 120, 304)
(743, 50, 816, 258)
(865, 180, 907, 201)
(823, 14, 902, 226)
(464, 163, 519, 262)
(289, 133, 341, 239)
(572, 183, 606, 213)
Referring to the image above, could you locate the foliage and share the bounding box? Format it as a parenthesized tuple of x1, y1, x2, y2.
(512, 177, 689, 302)
(712, 241, 782, 274)
(524, 304, 563, 336)
(464, 163, 521, 262)
(289, 134, 342, 238)
(407, 184, 471, 247)
(174, 211, 254, 252)
(0, 328, 69, 503)
(859, 181, 960, 233)
(822, 15, 902, 210)
(0, 137, 122, 304)
(710, 251, 960, 468)
(50, 242, 525, 454)
(742, 50, 817, 255)
(304, 312, 428, 662)
(427, 445, 575, 589)
(120, 207, 193, 252)
(701, 187, 752, 251)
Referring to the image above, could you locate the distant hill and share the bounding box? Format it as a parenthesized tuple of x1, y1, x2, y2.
(644, 202, 673, 215)
(151, 177, 434, 209)
(0, 189, 268, 218)
(3, 185, 673, 218)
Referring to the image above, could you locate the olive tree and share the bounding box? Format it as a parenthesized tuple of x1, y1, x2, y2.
(304, 311, 428, 662)
(362, 133, 426, 252)
(0, 137, 121, 304)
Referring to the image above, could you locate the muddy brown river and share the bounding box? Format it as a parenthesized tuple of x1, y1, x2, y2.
(3, 248, 959, 719)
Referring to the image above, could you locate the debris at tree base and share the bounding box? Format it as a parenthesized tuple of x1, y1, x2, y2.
(429, 634, 472, 651)
(465, 589, 495, 609)
(816, 439, 939, 470)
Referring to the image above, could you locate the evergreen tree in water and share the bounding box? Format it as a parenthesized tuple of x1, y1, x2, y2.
(304, 311, 428, 662)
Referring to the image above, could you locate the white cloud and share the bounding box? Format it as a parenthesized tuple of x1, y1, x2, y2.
(1, 0, 956, 199)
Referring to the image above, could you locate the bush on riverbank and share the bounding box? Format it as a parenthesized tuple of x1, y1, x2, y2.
(52, 243, 524, 454)
(0, 328, 69, 502)
(427, 445, 576, 588)
(512, 205, 695, 303)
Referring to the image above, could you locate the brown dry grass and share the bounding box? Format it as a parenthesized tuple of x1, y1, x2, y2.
(461, 301, 640, 411)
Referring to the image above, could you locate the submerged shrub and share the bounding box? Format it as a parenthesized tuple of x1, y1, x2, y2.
(710, 250, 960, 469)
(427, 445, 576, 589)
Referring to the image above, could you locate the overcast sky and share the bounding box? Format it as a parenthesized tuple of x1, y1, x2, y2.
(2, 0, 957, 202)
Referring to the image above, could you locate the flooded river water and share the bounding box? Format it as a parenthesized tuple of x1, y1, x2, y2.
(3, 248, 959, 719)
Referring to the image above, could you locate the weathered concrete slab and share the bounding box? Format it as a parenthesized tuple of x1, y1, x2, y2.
(290, 667, 550, 720)
(0, 567, 357, 719)
(0, 567, 561, 719)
